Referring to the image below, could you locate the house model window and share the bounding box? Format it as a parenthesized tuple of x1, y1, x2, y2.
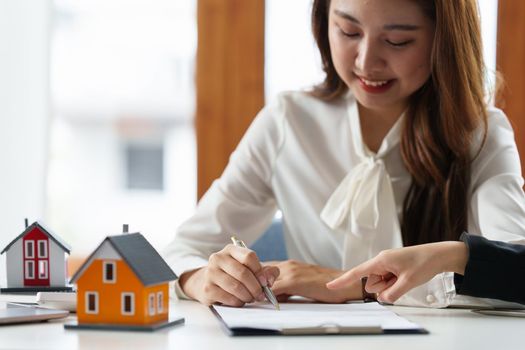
(103, 261, 116, 283)
(157, 292, 163, 313)
(121, 293, 135, 315)
(25, 240, 34, 258)
(37, 240, 48, 258)
(85, 292, 99, 314)
(25, 261, 35, 279)
(38, 260, 48, 279)
(148, 293, 156, 316)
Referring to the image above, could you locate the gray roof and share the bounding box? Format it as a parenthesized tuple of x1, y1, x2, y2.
(70, 232, 177, 286)
(1, 221, 71, 254)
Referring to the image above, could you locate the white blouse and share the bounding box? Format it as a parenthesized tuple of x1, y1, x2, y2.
(162, 91, 525, 307)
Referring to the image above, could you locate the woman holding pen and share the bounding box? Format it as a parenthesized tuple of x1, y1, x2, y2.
(163, 0, 525, 308)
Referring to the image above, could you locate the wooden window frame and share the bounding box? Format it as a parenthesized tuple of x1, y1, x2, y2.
(497, 1, 525, 179)
(196, 0, 265, 198)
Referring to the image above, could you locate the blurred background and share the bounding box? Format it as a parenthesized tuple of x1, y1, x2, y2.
(0, 0, 521, 281)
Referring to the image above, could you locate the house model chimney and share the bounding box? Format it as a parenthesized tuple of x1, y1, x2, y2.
(24, 218, 29, 228)
(122, 224, 129, 234)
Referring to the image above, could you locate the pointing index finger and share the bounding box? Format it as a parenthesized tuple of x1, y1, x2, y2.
(326, 258, 381, 289)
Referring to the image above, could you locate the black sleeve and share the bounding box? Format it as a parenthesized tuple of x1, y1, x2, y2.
(453, 233, 525, 304)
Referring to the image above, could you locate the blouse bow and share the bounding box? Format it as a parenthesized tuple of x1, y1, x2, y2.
(321, 157, 398, 237)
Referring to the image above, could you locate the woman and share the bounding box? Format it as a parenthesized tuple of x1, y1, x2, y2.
(162, 0, 525, 308)
(327, 233, 525, 305)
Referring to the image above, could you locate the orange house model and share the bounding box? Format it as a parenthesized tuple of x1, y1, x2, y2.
(65, 229, 184, 331)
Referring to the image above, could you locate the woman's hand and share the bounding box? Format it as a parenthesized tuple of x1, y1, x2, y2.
(178, 245, 280, 307)
(269, 260, 362, 303)
(326, 242, 468, 303)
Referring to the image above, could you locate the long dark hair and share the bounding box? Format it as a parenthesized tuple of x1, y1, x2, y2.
(311, 0, 488, 245)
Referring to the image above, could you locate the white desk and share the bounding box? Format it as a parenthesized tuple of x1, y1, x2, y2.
(0, 300, 522, 350)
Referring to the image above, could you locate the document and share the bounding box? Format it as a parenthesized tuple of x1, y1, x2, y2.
(211, 302, 427, 335)
(0, 291, 76, 311)
(0, 302, 69, 325)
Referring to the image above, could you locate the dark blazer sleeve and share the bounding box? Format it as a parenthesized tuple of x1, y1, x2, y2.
(453, 233, 525, 304)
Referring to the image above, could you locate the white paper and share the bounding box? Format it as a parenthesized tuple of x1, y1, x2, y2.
(213, 302, 421, 331)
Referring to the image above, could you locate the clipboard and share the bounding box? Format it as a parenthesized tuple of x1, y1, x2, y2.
(210, 303, 429, 336)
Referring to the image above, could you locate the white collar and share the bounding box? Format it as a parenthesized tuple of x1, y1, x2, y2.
(347, 95, 405, 160)
(321, 96, 403, 238)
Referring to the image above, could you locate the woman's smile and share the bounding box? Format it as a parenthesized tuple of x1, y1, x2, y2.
(355, 74, 396, 93)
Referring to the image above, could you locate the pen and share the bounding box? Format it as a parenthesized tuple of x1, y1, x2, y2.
(230, 236, 280, 310)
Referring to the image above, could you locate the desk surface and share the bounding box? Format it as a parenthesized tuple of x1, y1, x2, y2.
(0, 300, 522, 350)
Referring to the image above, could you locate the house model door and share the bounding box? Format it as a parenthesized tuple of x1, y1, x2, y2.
(23, 228, 50, 287)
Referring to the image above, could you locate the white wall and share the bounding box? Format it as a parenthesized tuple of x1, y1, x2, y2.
(0, 0, 51, 285)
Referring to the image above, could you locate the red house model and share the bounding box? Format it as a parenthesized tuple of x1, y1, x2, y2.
(1, 219, 72, 292)
(65, 226, 183, 331)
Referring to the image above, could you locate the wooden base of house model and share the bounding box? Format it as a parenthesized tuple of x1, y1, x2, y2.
(64, 316, 185, 332)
